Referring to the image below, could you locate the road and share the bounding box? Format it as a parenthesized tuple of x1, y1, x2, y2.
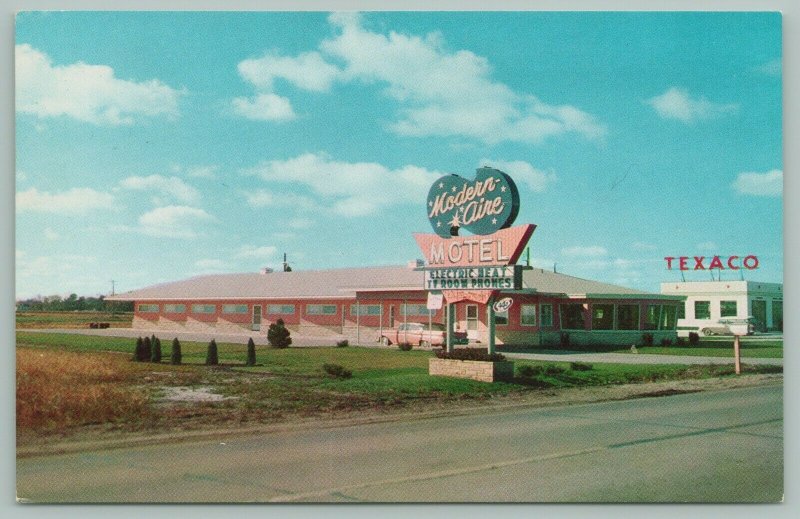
(17, 384, 783, 503)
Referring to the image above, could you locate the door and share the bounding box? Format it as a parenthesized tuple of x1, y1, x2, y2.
(389, 305, 396, 328)
(751, 299, 767, 332)
(252, 305, 262, 331)
(466, 304, 479, 340)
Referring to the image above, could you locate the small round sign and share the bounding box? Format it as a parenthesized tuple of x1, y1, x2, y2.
(493, 297, 513, 313)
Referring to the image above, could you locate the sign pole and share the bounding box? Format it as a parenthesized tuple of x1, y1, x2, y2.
(734, 334, 741, 375)
(487, 296, 496, 355)
(446, 302, 455, 353)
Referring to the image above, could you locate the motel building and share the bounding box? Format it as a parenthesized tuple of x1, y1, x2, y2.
(107, 263, 684, 348)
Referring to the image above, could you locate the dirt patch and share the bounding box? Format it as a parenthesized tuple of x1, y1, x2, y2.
(158, 386, 237, 403)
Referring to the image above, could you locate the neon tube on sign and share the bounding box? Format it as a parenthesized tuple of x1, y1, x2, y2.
(664, 255, 759, 271)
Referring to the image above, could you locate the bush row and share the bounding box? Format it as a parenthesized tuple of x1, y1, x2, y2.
(131, 333, 272, 366)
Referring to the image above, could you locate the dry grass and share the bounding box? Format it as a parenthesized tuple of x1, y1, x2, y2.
(16, 311, 134, 329)
(17, 348, 150, 432)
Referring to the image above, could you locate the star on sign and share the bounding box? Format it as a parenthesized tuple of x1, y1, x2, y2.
(492, 218, 497, 224)
(449, 214, 461, 228)
(500, 186, 506, 192)
(439, 182, 444, 189)
(451, 185, 457, 192)
(436, 221, 442, 228)
(428, 200, 433, 207)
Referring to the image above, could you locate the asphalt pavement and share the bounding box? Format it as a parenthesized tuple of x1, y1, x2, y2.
(16, 384, 783, 503)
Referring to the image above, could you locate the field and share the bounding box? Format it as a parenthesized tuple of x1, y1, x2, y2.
(613, 338, 783, 359)
(15, 311, 134, 329)
(16, 331, 782, 445)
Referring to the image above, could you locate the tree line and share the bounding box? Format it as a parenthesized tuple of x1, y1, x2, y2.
(16, 294, 133, 312)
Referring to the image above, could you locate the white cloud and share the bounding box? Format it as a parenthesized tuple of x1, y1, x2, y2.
(16, 187, 115, 214)
(235, 245, 277, 259)
(232, 93, 296, 122)
(186, 166, 218, 179)
(245, 152, 443, 217)
(137, 205, 214, 239)
(231, 14, 605, 144)
(645, 87, 738, 123)
(238, 50, 341, 93)
(561, 245, 608, 257)
(732, 169, 782, 197)
(242, 189, 316, 210)
(17, 170, 27, 182)
(479, 159, 556, 192)
(287, 218, 314, 229)
(16, 44, 182, 125)
(756, 58, 781, 76)
(119, 175, 200, 204)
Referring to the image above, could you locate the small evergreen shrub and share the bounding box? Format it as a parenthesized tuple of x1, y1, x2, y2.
(323, 363, 352, 379)
(517, 365, 543, 377)
(660, 338, 673, 347)
(133, 336, 145, 362)
(267, 319, 292, 349)
(398, 342, 413, 351)
(544, 365, 566, 376)
(171, 337, 182, 365)
(142, 336, 153, 361)
(206, 339, 219, 366)
(336, 340, 349, 348)
(559, 332, 570, 347)
(435, 348, 506, 362)
(151, 337, 162, 363)
(246, 337, 257, 366)
(688, 332, 700, 345)
(570, 362, 593, 371)
(641, 333, 654, 346)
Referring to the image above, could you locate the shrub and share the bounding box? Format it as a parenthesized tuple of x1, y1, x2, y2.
(688, 332, 700, 345)
(267, 319, 292, 349)
(170, 338, 182, 365)
(559, 332, 570, 348)
(151, 337, 162, 363)
(142, 336, 153, 361)
(323, 363, 352, 379)
(517, 365, 543, 377)
(206, 339, 219, 366)
(246, 337, 257, 366)
(570, 362, 593, 371)
(133, 337, 145, 362)
(641, 333, 654, 346)
(545, 365, 566, 376)
(435, 348, 506, 362)
(660, 338, 673, 347)
(336, 340, 349, 348)
(398, 342, 413, 351)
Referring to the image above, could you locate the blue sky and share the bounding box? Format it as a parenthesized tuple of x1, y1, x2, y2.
(15, 11, 782, 299)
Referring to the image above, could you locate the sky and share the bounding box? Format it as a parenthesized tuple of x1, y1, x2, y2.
(14, 11, 783, 299)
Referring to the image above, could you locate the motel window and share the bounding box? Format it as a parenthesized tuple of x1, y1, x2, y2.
(137, 304, 159, 313)
(350, 304, 381, 316)
(644, 305, 661, 330)
(163, 304, 185, 313)
(560, 304, 585, 330)
(694, 301, 711, 320)
(677, 304, 686, 320)
(616, 304, 639, 330)
(306, 304, 337, 316)
(592, 304, 614, 330)
(540, 304, 553, 328)
(772, 300, 783, 331)
(521, 304, 537, 326)
(720, 301, 738, 318)
(495, 309, 509, 326)
(402, 304, 431, 316)
(267, 304, 295, 315)
(191, 304, 216, 314)
(222, 304, 249, 314)
(661, 305, 678, 330)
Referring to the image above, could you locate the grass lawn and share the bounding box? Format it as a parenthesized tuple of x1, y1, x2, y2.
(613, 338, 783, 359)
(16, 311, 134, 329)
(16, 331, 782, 439)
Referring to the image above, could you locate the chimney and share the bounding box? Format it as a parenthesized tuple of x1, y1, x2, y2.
(408, 259, 425, 269)
(259, 267, 274, 275)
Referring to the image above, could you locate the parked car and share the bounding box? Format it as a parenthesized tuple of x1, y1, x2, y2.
(702, 317, 755, 336)
(380, 322, 468, 348)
